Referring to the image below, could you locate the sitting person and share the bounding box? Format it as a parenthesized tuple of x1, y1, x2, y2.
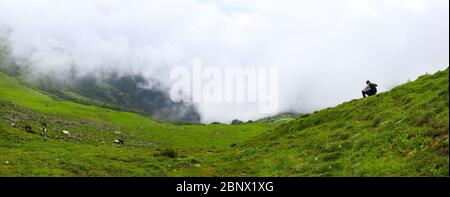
(362, 80, 378, 98)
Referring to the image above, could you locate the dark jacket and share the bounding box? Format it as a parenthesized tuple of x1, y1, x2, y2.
(363, 83, 377, 92)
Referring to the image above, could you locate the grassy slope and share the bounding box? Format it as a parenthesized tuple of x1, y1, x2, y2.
(218, 68, 449, 176)
(0, 68, 448, 176)
(0, 71, 282, 176)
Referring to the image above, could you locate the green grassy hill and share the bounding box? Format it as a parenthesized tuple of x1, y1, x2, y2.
(218, 68, 449, 176)
(0, 68, 448, 176)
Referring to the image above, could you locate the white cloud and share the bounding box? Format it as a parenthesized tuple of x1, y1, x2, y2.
(0, 0, 448, 123)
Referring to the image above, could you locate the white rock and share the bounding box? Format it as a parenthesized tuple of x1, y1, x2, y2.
(193, 163, 201, 167)
(61, 130, 71, 137)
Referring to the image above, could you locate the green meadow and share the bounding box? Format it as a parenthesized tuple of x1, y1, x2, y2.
(0, 68, 448, 176)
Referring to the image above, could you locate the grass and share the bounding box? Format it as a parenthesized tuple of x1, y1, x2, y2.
(218, 68, 449, 176)
(0, 68, 448, 176)
(0, 71, 282, 176)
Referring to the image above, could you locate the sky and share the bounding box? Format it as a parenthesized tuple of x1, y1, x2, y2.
(0, 0, 449, 123)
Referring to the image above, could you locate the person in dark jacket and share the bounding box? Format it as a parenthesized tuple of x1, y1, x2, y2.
(362, 80, 378, 98)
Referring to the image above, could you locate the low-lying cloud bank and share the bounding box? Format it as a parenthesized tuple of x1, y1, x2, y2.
(0, 0, 448, 123)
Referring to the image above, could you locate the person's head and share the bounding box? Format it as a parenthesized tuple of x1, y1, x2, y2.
(366, 80, 370, 84)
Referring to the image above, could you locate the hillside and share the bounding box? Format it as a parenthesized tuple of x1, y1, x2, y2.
(0, 70, 281, 176)
(218, 68, 449, 176)
(0, 64, 201, 124)
(0, 68, 448, 176)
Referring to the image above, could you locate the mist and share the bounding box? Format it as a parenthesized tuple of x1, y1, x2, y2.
(0, 0, 448, 123)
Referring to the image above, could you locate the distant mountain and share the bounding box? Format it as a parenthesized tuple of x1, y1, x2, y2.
(0, 61, 201, 124)
(39, 72, 201, 124)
